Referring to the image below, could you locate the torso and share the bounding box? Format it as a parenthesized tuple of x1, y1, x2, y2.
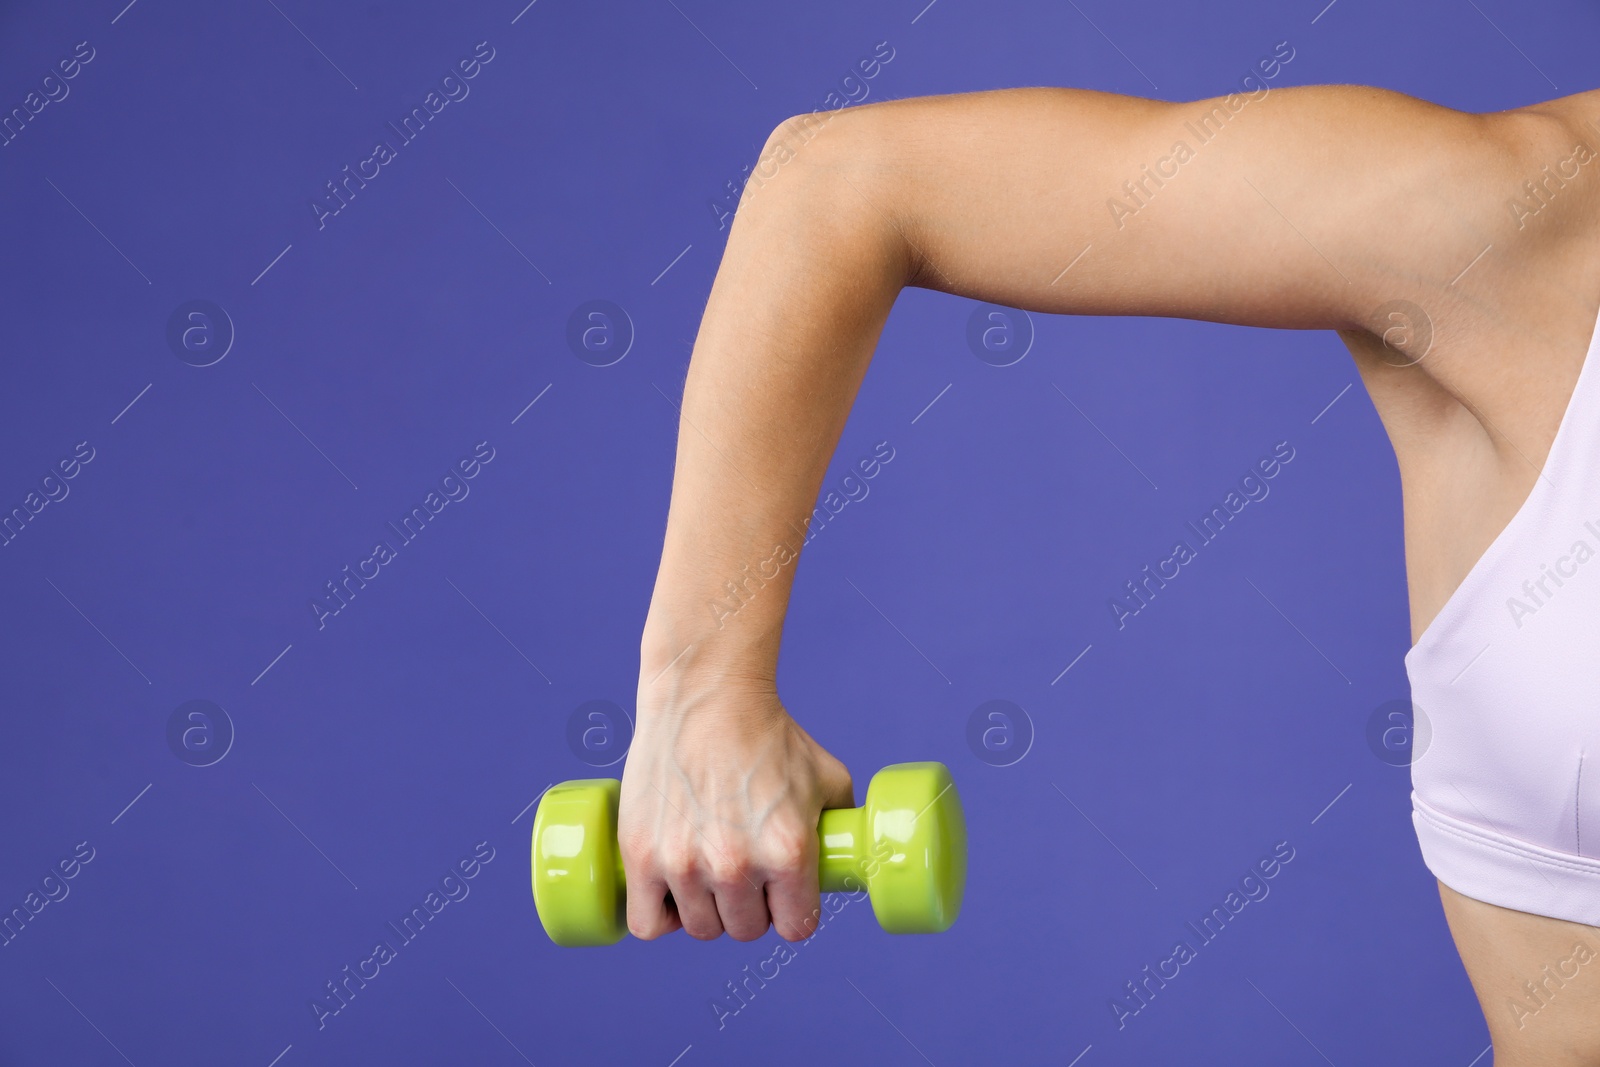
(1343, 92, 1600, 1061)
(1339, 91, 1600, 646)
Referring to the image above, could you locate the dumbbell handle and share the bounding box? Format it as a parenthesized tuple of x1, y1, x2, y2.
(817, 807, 874, 892)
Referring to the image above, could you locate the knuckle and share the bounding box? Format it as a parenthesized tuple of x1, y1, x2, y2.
(617, 831, 654, 870)
(658, 852, 696, 884)
(762, 824, 812, 872)
(706, 848, 753, 889)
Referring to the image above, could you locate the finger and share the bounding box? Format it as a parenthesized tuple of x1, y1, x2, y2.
(766, 868, 826, 943)
(763, 825, 824, 943)
(624, 869, 681, 941)
(668, 872, 725, 940)
(620, 826, 682, 940)
(712, 886, 771, 941)
(707, 850, 770, 941)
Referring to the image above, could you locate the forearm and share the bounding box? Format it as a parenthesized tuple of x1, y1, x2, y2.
(639, 118, 912, 701)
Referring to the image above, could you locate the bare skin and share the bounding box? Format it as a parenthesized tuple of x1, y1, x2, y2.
(621, 82, 1600, 1060)
(1442, 883, 1600, 1063)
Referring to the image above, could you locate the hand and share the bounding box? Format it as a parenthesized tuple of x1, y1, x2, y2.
(618, 679, 853, 942)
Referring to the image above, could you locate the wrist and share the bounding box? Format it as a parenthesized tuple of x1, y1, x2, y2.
(638, 618, 779, 714)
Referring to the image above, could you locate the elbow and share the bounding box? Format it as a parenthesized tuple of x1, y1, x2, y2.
(732, 106, 919, 288)
(746, 110, 855, 200)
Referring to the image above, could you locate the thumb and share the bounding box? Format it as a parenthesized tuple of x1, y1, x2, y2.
(817, 750, 855, 812)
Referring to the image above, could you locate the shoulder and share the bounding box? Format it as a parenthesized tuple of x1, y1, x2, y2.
(1482, 91, 1600, 242)
(1369, 90, 1600, 488)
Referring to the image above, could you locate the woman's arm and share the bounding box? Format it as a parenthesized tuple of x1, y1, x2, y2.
(622, 83, 1558, 942)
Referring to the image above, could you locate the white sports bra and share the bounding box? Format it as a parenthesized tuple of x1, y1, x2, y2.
(1407, 293, 1600, 925)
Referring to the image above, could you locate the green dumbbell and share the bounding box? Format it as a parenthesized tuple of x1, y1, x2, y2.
(530, 761, 966, 946)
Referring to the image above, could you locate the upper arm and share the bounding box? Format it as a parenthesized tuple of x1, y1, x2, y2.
(795, 83, 1536, 337)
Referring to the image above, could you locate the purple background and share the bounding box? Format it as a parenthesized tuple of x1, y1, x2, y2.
(0, 0, 1590, 1063)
